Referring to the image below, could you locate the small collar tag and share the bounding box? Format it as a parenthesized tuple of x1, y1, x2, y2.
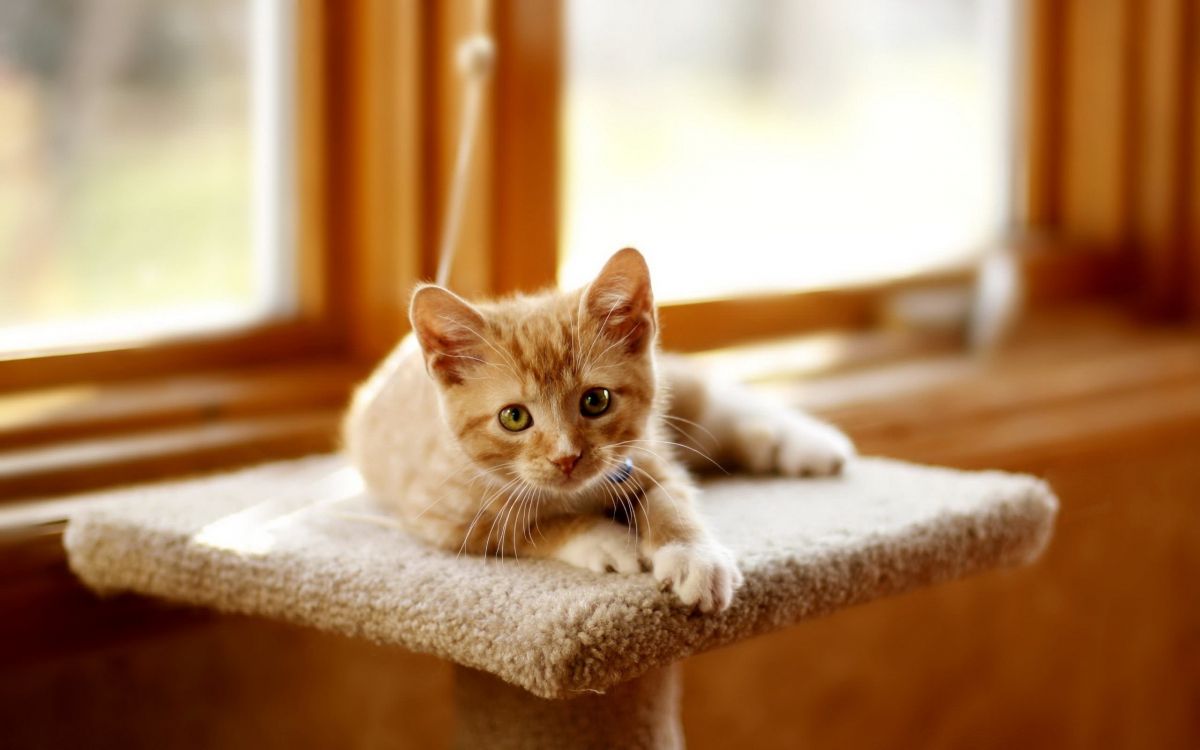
(607, 457, 634, 484)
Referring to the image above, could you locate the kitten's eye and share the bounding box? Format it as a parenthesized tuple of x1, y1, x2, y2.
(498, 405, 532, 432)
(580, 387, 611, 417)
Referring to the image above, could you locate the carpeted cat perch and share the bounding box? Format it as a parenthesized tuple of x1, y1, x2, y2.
(64, 453, 1056, 749)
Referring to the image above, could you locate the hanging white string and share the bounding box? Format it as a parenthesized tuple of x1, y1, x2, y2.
(435, 0, 495, 288)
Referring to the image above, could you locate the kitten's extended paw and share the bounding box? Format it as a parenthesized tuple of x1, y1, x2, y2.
(732, 413, 855, 477)
(651, 541, 744, 613)
(553, 520, 643, 574)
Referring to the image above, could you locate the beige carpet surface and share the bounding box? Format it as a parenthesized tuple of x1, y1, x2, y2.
(64, 454, 1056, 699)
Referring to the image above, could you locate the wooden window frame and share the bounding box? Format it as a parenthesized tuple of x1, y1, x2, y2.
(1, 0, 1195, 507)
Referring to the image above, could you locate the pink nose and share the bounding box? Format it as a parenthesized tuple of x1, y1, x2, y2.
(551, 453, 581, 476)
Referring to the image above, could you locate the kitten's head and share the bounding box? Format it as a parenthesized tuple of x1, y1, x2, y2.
(410, 248, 658, 496)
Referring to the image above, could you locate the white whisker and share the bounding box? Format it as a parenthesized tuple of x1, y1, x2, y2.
(416, 462, 517, 520)
(482, 493, 517, 561)
(660, 413, 718, 446)
(611, 438, 728, 474)
(458, 475, 520, 558)
(531, 486, 546, 542)
(628, 463, 688, 530)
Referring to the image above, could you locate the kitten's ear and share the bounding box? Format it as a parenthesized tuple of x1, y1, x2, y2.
(581, 247, 656, 354)
(410, 284, 487, 385)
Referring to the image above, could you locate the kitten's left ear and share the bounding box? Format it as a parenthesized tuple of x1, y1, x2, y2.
(581, 247, 656, 354)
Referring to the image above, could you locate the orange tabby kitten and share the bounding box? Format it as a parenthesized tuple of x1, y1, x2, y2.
(344, 248, 854, 612)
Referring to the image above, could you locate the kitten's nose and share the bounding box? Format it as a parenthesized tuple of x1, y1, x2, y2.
(551, 453, 581, 476)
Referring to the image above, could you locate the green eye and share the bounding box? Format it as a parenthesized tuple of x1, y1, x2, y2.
(580, 387, 611, 417)
(498, 405, 532, 432)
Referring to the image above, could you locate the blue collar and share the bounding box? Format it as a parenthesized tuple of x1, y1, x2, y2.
(607, 457, 634, 484)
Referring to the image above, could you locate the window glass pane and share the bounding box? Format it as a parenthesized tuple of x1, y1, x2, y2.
(0, 0, 292, 354)
(561, 0, 1014, 302)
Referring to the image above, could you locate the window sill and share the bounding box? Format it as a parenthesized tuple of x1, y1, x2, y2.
(757, 304, 1200, 470)
(3, 301, 1198, 534)
(0, 358, 363, 508)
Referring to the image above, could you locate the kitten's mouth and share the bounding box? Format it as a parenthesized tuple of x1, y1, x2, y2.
(531, 463, 602, 492)
(553, 468, 595, 488)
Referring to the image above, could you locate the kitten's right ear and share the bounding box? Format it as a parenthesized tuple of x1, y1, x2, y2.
(410, 284, 487, 386)
(581, 247, 656, 355)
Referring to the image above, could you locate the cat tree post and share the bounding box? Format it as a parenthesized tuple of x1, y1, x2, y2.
(63, 453, 1056, 748)
(454, 664, 683, 750)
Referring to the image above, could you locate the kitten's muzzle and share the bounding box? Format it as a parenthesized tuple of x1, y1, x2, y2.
(550, 452, 582, 477)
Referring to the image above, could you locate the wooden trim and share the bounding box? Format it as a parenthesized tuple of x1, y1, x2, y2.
(797, 311, 1200, 469)
(1019, 241, 1132, 305)
(322, 1, 426, 362)
(427, 1, 497, 299)
(659, 287, 883, 353)
(1022, 0, 1063, 228)
(1033, 0, 1200, 320)
(1189, 3, 1200, 320)
(491, 0, 562, 294)
(295, 0, 331, 318)
(0, 360, 359, 503)
(1131, 0, 1196, 317)
(1057, 0, 1134, 247)
(659, 243, 1128, 352)
(0, 411, 340, 503)
(0, 308, 1189, 503)
(0, 360, 359, 452)
(0, 320, 341, 392)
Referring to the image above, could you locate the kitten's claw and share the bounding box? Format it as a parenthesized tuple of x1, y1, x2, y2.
(651, 541, 743, 613)
(554, 521, 643, 574)
(733, 414, 855, 478)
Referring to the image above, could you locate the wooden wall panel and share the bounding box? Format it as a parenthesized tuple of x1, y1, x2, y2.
(1184, 0, 1200, 319)
(430, 0, 497, 300)
(1131, 0, 1195, 317)
(1058, 0, 1134, 246)
(0, 618, 454, 750)
(1022, 0, 1064, 228)
(1035, 0, 1200, 319)
(491, 0, 562, 294)
(680, 434, 1200, 750)
(324, 1, 426, 362)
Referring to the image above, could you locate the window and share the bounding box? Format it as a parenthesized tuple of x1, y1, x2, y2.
(0, 0, 296, 355)
(561, 0, 1017, 303)
(0, 0, 1184, 502)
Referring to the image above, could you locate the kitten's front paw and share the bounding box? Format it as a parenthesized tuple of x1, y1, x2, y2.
(733, 413, 855, 477)
(553, 520, 643, 574)
(651, 541, 743, 613)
